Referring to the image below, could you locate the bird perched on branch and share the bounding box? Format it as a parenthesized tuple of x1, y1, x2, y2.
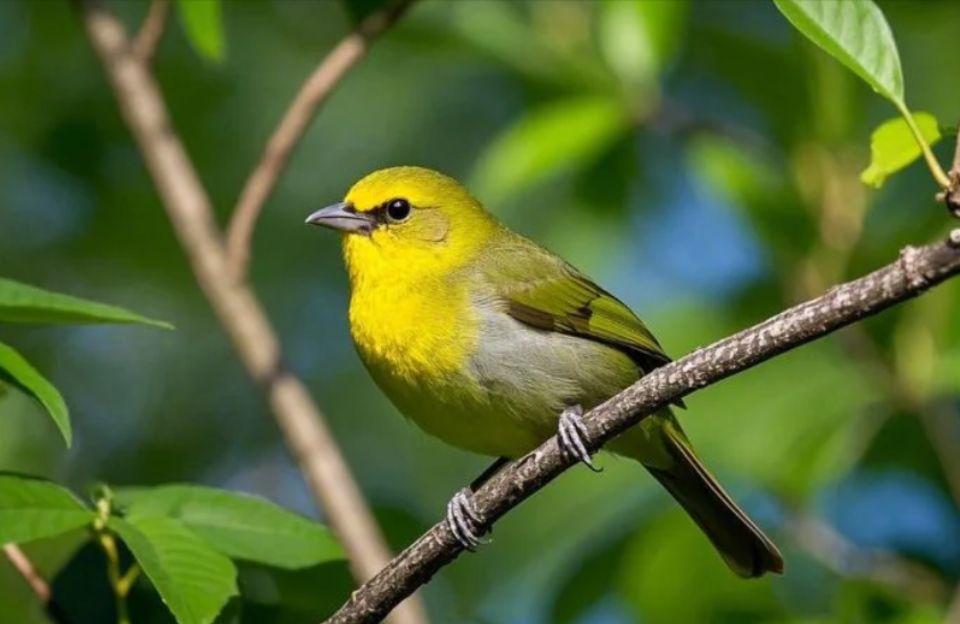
(307, 166, 783, 578)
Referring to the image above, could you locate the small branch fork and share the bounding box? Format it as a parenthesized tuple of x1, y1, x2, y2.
(941, 120, 960, 216)
(225, 0, 415, 282)
(74, 1, 425, 623)
(326, 232, 960, 624)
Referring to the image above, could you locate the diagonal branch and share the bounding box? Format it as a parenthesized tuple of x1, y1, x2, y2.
(225, 0, 415, 282)
(326, 231, 960, 624)
(3, 544, 50, 604)
(77, 2, 425, 623)
(132, 0, 169, 64)
(785, 509, 947, 603)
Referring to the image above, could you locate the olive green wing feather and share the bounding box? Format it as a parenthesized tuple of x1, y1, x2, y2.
(479, 234, 671, 373)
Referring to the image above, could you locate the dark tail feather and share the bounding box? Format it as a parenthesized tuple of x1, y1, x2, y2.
(646, 430, 784, 578)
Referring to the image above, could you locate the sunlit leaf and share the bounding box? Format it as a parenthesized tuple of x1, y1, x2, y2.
(472, 97, 627, 203)
(861, 113, 943, 188)
(598, 0, 687, 88)
(0, 474, 93, 544)
(110, 515, 238, 624)
(0, 277, 172, 329)
(448, 1, 610, 90)
(114, 485, 344, 569)
(773, 0, 904, 105)
(175, 0, 225, 63)
(0, 341, 71, 446)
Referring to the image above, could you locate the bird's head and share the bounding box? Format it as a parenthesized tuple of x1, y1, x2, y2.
(307, 166, 498, 281)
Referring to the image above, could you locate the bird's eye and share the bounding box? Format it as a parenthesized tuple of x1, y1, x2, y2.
(385, 198, 411, 223)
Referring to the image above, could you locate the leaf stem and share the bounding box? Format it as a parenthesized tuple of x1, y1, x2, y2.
(94, 493, 134, 624)
(98, 532, 132, 624)
(897, 102, 951, 188)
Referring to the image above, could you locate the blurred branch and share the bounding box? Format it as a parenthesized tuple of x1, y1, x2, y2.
(3, 544, 50, 604)
(943, 120, 960, 216)
(2, 544, 70, 624)
(225, 0, 415, 282)
(649, 97, 771, 155)
(785, 510, 947, 603)
(132, 0, 169, 64)
(328, 231, 960, 624)
(948, 584, 960, 624)
(77, 2, 426, 623)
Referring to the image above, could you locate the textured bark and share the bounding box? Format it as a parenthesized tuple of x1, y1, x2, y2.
(327, 232, 960, 624)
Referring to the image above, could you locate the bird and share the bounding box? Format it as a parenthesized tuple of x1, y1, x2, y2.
(306, 166, 783, 578)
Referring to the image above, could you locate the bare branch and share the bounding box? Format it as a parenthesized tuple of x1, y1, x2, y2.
(77, 2, 426, 622)
(785, 510, 947, 603)
(326, 232, 960, 624)
(133, 0, 169, 64)
(946, 120, 960, 216)
(225, 0, 415, 282)
(4, 544, 51, 604)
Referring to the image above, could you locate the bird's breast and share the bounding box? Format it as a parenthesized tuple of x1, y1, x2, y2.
(348, 271, 478, 386)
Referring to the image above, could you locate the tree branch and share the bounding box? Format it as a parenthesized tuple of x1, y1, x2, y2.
(225, 0, 415, 282)
(3, 544, 50, 604)
(945, 120, 960, 216)
(785, 510, 947, 603)
(132, 0, 169, 64)
(326, 231, 960, 624)
(77, 2, 426, 622)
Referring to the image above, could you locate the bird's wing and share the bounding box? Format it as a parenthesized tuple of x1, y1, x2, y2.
(478, 234, 671, 373)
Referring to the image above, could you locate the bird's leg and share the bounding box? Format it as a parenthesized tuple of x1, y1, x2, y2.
(446, 457, 508, 551)
(558, 404, 602, 472)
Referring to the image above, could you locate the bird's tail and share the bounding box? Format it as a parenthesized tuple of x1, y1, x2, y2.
(644, 423, 784, 578)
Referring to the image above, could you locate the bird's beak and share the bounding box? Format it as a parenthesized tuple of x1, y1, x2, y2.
(305, 202, 374, 235)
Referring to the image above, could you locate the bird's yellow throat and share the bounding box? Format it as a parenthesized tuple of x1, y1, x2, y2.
(339, 167, 499, 381)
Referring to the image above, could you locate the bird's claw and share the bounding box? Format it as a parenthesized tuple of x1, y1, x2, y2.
(446, 488, 489, 551)
(558, 405, 602, 472)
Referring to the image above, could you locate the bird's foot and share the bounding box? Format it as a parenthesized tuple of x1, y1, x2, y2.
(558, 404, 601, 472)
(446, 488, 489, 551)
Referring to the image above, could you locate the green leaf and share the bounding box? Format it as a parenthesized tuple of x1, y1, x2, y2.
(598, 0, 687, 88)
(114, 485, 344, 569)
(0, 278, 172, 329)
(0, 474, 93, 544)
(773, 0, 904, 105)
(110, 515, 238, 624)
(175, 0, 225, 63)
(861, 112, 943, 188)
(472, 97, 627, 203)
(0, 341, 71, 446)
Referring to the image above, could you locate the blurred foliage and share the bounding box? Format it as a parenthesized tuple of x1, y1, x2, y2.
(1, 0, 960, 623)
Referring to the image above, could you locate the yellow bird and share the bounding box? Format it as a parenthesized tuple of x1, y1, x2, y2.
(307, 166, 782, 577)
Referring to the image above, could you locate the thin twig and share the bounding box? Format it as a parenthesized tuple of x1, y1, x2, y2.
(77, 3, 426, 623)
(4, 544, 51, 604)
(946, 120, 960, 215)
(326, 231, 960, 624)
(225, 0, 415, 282)
(132, 0, 169, 64)
(785, 510, 947, 603)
